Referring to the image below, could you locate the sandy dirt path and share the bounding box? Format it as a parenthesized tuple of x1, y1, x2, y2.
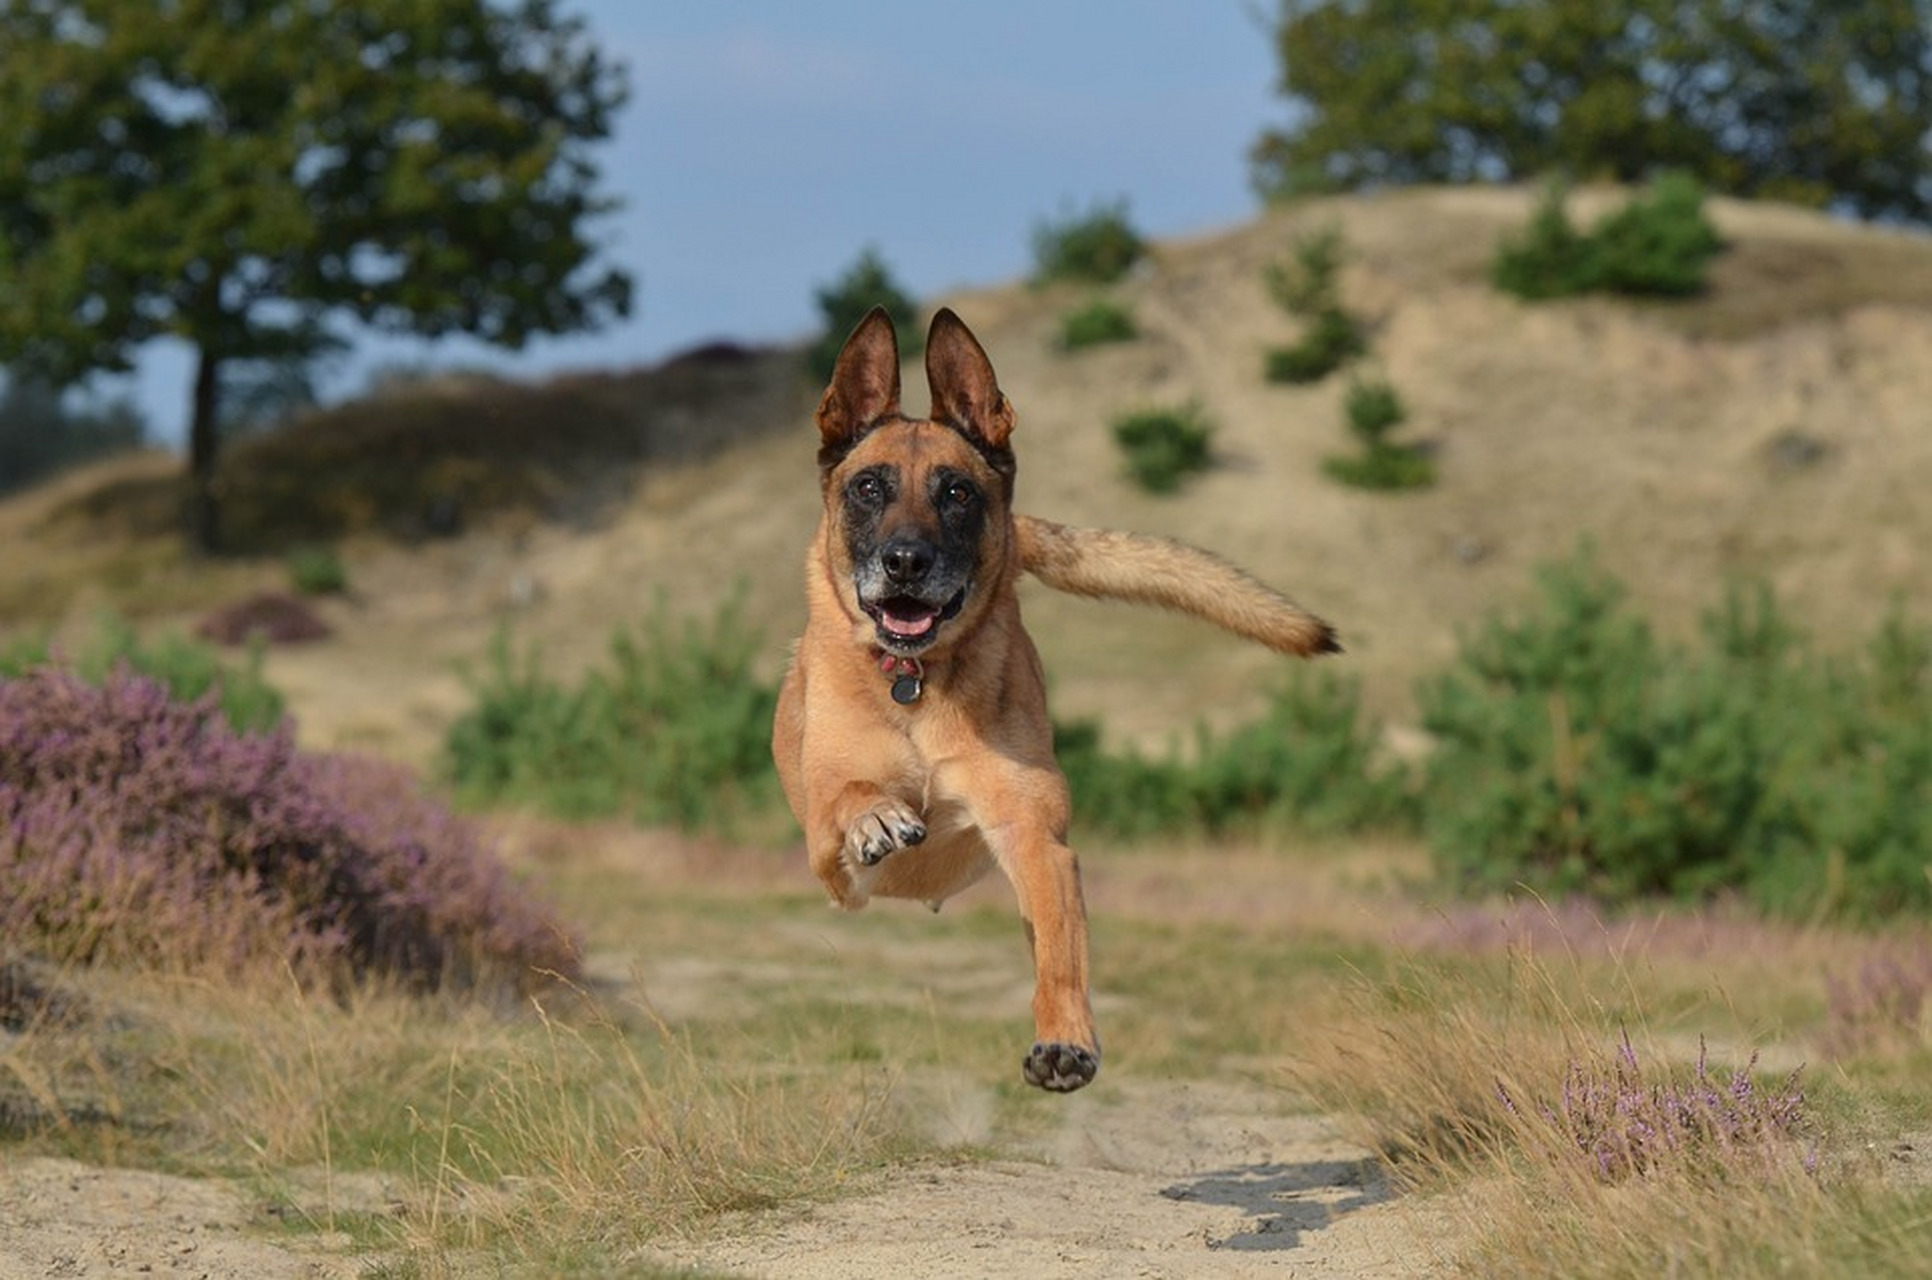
(0, 1156, 364, 1278)
(639, 1078, 1443, 1279)
(0, 1082, 1440, 1279)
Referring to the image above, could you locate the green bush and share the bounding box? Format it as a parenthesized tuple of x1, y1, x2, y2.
(1323, 376, 1435, 491)
(1264, 308, 1366, 384)
(1031, 199, 1145, 286)
(1343, 375, 1405, 446)
(1265, 224, 1349, 318)
(1056, 668, 1414, 841)
(1590, 172, 1725, 297)
(809, 247, 923, 382)
(1492, 182, 1601, 300)
(444, 598, 782, 834)
(1057, 297, 1139, 350)
(1264, 225, 1366, 384)
(0, 614, 285, 732)
(1192, 669, 1417, 835)
(1053, 719, 1198, 842)
(1418, 546, 1932, 920)
(286, 544, 348, 595)
(1494, 176, 1723, 301)
(1111, 403, 1214, 493)
(1322, 446, 1436, 491)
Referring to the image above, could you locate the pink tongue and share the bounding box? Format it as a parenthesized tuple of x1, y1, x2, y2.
(881, 609, 936, 637)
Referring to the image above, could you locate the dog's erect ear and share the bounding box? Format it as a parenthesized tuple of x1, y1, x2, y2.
(925, 308, 1015, 452)
(815, 306, 902, 457)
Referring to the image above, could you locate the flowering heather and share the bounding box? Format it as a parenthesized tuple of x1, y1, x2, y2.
(196, 591, 332, 646)
(0, 666, 579, 994)
(1499, 1031, 1809, 1181)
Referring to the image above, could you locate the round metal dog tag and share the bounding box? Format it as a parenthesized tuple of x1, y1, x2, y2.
(891, 674, 923, 704)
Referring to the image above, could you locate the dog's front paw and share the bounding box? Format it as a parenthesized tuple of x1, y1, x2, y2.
(845, 799, 926, 867)
(1023, 1041, 1099, 1092)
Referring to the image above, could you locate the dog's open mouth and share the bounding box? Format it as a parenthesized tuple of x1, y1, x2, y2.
(864, 588, 968, 651)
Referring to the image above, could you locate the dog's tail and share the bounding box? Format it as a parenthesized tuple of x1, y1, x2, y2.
(1014, 515, 1341, 657)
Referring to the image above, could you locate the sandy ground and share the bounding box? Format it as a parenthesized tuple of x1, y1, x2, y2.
(0, 1156, 365, 1278)
(640, 1079, 1444, 1279)
(0, 1084, 1443, 1279)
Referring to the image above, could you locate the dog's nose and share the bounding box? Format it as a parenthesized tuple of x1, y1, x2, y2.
(880, 539, 935, 585)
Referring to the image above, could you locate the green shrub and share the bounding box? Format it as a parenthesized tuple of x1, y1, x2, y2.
(444, 598, 781, 834)
(0, 614, 285, 733)
(1324, 376, 1435, 491)
(1031, 198, 1145, 286)
(1111, 403, 1214, 493)
(1055, 668, 1414, 841)
(1264, 308, 1366, 384)
(1052, 718, 1198, 841)
(1492, 182, 1601, 300)
(1494, 175, 1723, 301)
(809, 247, 923, 382)
(1343, 375, 1406, 446)
(1265, 224, 1349, 318)
(1263, 225, 1366, 384)
(1192, 668, 1417, 835)
(1418, 546, 1932, 919)
(1322, 446, 1436, 491)
(287, 544, 348, 595)
(1057, 297, 1139, 350)
(1590, 172, 1725, 297)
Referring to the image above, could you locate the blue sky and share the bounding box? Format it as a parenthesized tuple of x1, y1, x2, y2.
(126, 1, 1287, 445)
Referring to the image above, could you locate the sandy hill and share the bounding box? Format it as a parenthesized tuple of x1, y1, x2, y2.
(4, 185, 1930, 768)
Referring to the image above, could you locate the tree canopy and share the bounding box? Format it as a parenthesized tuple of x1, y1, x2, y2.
(0, 0, 632, 549)
(1251, 0, 1932, 224)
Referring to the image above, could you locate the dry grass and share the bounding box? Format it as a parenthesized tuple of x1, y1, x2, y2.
(2, 960, 906, 1274)
(8, 828, 1932, 1274)
(1284, 918, 1932, 1279)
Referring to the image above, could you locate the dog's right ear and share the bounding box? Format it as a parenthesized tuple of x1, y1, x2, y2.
(815, 306, 902, 463)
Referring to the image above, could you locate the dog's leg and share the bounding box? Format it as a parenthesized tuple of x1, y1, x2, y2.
(994, 825, 1099, 1091)
(807, 782, 927, 909)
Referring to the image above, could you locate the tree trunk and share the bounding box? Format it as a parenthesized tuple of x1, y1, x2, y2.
(187, 345, 223, 554)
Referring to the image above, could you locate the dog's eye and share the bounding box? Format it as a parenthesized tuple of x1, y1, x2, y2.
(942, 480, 977, 509)
(848, 473, 887, 505)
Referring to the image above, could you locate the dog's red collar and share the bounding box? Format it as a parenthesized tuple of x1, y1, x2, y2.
(877, 651, 924, 704)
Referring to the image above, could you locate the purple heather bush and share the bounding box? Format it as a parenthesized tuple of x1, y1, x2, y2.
(1822, 940, 1932, 1057)
(196, 591, 332, 646)
(1500, 1031, 1809, 1182)
(0, 666, 579, 994)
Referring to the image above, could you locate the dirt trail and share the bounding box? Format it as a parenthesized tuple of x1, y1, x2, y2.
(643, 1079, 1443, 1279)
(0, 1156, 364, 1278)
(0, 1083, 1440, 1279)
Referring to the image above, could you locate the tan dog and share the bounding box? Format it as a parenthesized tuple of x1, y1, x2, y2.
(772, 307, 1338, 1091)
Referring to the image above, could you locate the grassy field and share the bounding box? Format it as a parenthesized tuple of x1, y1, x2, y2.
(7, 820, 1932, 1275)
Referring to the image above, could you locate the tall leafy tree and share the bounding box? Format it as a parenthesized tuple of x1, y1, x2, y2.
(1252, 0, 1932, 224)
(0, 0, 632, 550)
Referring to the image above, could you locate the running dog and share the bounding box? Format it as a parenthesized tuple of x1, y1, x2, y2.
(772, 307, 1338, 1091)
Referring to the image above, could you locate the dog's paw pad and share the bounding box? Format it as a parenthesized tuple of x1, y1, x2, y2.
(1023, 1041, 1099, 1092)
(848, 802, 926, 867)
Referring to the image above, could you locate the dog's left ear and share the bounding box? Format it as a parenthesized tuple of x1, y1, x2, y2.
(926, 308, 1015, 452)
(816, 306, 903, 462)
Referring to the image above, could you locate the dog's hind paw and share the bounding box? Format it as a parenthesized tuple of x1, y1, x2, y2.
(1023, 1041, 1099, 1092)
(846, 799, 926, 867)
